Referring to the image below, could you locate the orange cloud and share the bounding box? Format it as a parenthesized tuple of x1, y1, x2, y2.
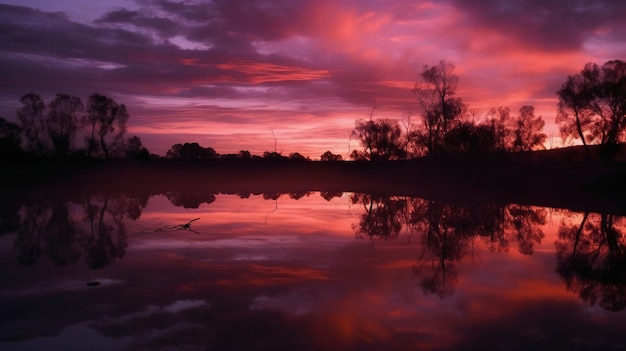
(217, 60, 331, 83)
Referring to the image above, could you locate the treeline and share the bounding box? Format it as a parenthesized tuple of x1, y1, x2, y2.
(349, 59, 626, 161)
(0, 92, 149, 161)
(163, 142, 343, 161)
(2, 59, 624, 163)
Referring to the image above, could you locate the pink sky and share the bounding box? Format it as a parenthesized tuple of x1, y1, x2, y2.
(1, 0, 625, 157)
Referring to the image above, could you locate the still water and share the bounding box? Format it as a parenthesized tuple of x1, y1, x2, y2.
(1, 189, 625, 350)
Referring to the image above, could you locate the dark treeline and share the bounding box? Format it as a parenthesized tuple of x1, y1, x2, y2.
(2, 59, 624, 164)
(349, 59, 626, 161)
(1, 92, 148, 161)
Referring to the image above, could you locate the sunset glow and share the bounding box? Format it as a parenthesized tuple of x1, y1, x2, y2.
(1, 0, 625, 157)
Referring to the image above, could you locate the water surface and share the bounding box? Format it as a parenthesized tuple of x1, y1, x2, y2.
(1, 190, 625, 350)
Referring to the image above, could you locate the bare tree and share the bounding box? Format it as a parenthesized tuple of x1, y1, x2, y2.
(17, 93, 47, 154)
(413, 60, 465, 154)
(83, 93, 129, 158)
(46, 93, 83, 157)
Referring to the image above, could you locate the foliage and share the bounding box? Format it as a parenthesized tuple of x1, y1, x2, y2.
(320, 151, 343, 161)
(350, 118, 406, 160)
(0, 117, 23, 159)
(166, 142, 217, 160)
(511, 106, 547, 151)
(17, 93, 48, 153)
(46, 93, 83, 157)
(125, 135, 150, 160)
(83, 93, 129, 158)
(443, 122, 499, 154)
(556, 60, 626, 150)
(413, 60, 466, 154)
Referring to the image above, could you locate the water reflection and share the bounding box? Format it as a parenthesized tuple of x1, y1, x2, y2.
(11, 193, 147, 269)
(2, 189, 626, 349)
(351, 194, 548, 297)
(556, 212, 626, 311)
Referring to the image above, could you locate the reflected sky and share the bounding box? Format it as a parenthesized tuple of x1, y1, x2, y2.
(1, 192, 625, 350)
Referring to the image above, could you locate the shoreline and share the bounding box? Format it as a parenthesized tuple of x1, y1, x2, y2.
(3, 147, 626, 215)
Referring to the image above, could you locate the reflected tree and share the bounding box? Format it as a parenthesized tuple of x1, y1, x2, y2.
(12, 193, 145, 269)
(81, 195, 129, 269)
(556, 212, 626, 311)
(482, 205, 547, 255)
(166, 190, 216, 209)
(14, 201, 50, 266)
(320, 191, 343, 201)
(351, 194, 405, 240)
(44, 201, 82, 266)
(351, 194, 549, 298)
(409, 200, 478, 298)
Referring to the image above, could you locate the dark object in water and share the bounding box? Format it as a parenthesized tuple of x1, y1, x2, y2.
(86, 281, 101, 287)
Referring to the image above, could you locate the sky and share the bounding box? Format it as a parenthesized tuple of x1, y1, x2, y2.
(1, 0, 625, 157)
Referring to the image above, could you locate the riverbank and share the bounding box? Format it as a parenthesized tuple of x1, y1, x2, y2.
(2, 146, 626, 214)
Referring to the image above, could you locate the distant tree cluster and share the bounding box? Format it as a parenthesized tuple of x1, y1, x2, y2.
(3, 92, 147, 160)
(350, 61, 547, 160)
(164, 143, 341, 162)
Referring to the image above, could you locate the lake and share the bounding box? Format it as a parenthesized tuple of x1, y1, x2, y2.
(1, 188, 625, 350)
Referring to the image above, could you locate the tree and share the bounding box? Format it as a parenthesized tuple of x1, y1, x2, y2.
(443, 122, 498, 154)
(46, 93, 83, 157)
(125, 135, 150, 160)
(83, 93, 129, 158)
(510, 105, 547, 151)
(166, 142, 217, 160)
(556, 60, 626, 152)
(320, 151, 343, 161)
(288, 152, 307, 161)
(0, 117, 23, 159)
(556, 212, 626, 311)
(17, 93, 48, 154)
(350, 118, 406, 160)
(413, 60, 466, 154)
(486, 106, 514, 151)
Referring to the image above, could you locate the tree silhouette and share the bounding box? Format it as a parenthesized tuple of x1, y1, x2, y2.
(83, 93, 129, 158)
(0, 117, 23, 159)
(320, 151, 343, 161)
(413, 60, 466, 154)
(17, 93, 48, 154)
(351, 194, 405, 239)
(166, 190, 216, 209)
(556, 59, 626, 154)
(443, 122, 498, 154)
(511, 105, 547, 151)
(350, 195, 549, 298)
(125, 135, 150, 160)
(350, 119, 406, 160)
(166, 142, 217, 159)
(46, 93, 83, 157)
(81, 195, 130, 269)
(555, 212, 626, 311)
(12, 193, 144, 269)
